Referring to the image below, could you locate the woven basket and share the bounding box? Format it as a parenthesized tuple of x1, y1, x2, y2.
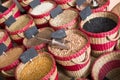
(92, 51, 120, 80)
(55, 0, 76, 9)
(48, 29, 91, 77)
(79, 11, 120, 58)
(0, 46, 25, 73)
(111, 2, 120, 16)
(92, 0, 110, 12)
(5, 14, 35, 44)
(28, 1, 56, 28)
(76, 0, 110, 12)
(0, 0, 21, 28)
(0, 29, 12, 50)
(23, 27, 54, 50)
(16, 52, 58, 80)
(49, 8, 79, 30)
(17, 0, 45, 11)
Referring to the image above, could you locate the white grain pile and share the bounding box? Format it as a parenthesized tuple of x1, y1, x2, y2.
(30, 2, 54, 15)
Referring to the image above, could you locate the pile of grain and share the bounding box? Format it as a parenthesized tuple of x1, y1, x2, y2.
(30, 1, 54, 15)
(49, 29, 87, 57)
(50, 9, 78, 27)
(8, 15, 30, 32)
(19, 54, 53, 80)
(0, 47, 24, 69)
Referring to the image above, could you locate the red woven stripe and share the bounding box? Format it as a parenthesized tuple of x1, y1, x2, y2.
(63, 58, 90, 71)
(91, 41, 116, 51)
(98, 60, 120, 80)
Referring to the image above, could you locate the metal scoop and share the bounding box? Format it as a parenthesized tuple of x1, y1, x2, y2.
(34, 37, 69, 50)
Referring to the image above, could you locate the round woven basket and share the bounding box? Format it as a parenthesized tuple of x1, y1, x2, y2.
(111, 2, 120, 16)
(76, 0, 110, 12)
(0, 29, 12, 50)
(49, 8, 79, 30)
(79, 11, 120, 58)
(5, 14, 35, 44)
(23, 27, 54, 50)
(0, 0, 21, 28)
(55, 0, 76, 9)
(28, 1, 56, 28)
(17, 0, 45, 11)
(0, 46, 25, 77)
(48, 29, 91, 77)
(16, 52, 58, 80)
(92, 50, 120, 80)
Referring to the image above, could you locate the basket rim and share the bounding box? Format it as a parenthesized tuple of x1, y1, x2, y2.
(55, 0, 72, 4)
(0, 0, 16, 18)
(28, 1, 57, 19)
(91, 50, 120, 80)
(79, 11, 120, 38)
(0, 46, 25, 71)
(15, 52, 57, 80)
(49, 8, 79, 29)
(92, 0, 110, 12)
(6, 14, 34, 35)
(48, 29, 90, 61)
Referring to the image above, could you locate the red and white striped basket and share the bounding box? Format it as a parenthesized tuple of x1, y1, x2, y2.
(0, 0, 21, 28)
(28, 1, 57, 28)
(76, 0, 110, 13)
(92, 0, 110, 12)
(49, 8, 79, 30)
(92, 50, 120, 80)
(16, 52, 58, 80)
(23, 27, 54, 50)
(17, 0, 45, 11)
(48, 29, 91, 78)
(0, 29, 13, 50)
(5, 14, 35, 44)
(0, 46, 25, 77)
(79, 11, 120, 58)
(55, 0, 76, 9)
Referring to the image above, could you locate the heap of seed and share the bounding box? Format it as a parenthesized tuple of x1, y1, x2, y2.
(30, 1, 54, 15)
(50, 9, 78, 27)
(49, 29, 87, 57)
(24, 28, 54, 47)
(19, 54, 53, 80)
(8, 15, 30, 32)
(83, 17, 117, 33)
